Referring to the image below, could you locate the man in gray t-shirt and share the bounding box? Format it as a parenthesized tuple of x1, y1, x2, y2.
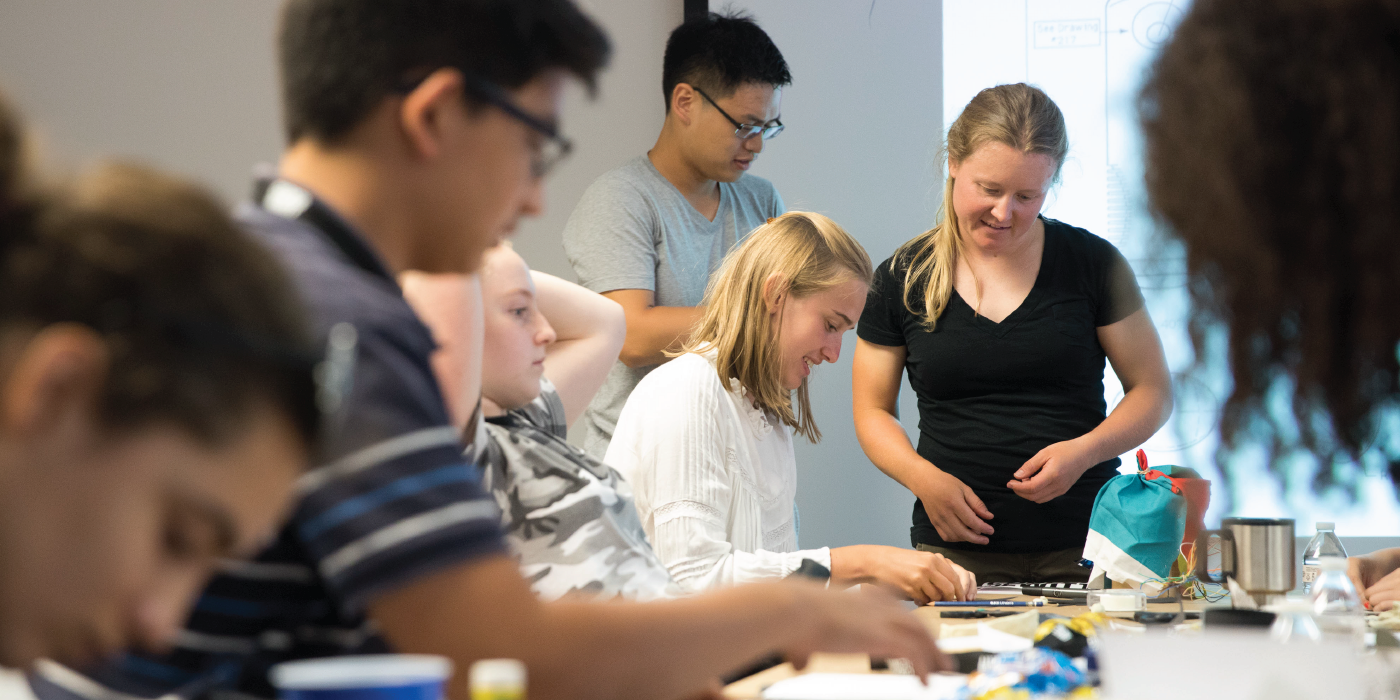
(563, 12, 790, 458)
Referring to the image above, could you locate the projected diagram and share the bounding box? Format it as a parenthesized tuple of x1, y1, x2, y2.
(943, 1, 1400, 529)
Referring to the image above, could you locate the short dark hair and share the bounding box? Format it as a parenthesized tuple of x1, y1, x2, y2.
(278, 0, 611, 144)
(0, 162, 320, 449)
(662, 11, 791, 111)
(1142, 0, 1400, 487)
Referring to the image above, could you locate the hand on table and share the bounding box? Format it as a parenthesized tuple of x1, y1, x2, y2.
(915, 469, 994, 545)
(1348, 555, 1380, 606)
(783, 582, 949, 678)
(1009, 439, 1097, 503)
(840, 545, 977, 604)
(1351, 555, 1400, 611)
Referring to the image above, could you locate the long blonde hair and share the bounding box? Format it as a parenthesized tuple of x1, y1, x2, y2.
(896, 83, 1069, 330)
(681, 212, 872, 443)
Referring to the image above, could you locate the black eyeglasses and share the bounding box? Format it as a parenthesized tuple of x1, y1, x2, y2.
(397, 72, 573, 179)
(692, 86, 784, 141)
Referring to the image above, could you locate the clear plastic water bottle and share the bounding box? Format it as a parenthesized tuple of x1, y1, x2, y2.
(1302, 522, 1346, 593)
(1310, 557, 1365, 641)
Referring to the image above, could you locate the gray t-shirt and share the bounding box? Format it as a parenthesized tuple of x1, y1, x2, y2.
(563, 154, 784, 459)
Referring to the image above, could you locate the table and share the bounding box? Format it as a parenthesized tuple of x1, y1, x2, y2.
(721, 594, 1209, 699)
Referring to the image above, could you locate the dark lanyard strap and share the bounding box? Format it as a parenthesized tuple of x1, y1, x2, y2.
(252, 178, 395, 284)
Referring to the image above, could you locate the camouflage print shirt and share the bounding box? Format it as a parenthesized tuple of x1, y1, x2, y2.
(469, 378, 682, 601)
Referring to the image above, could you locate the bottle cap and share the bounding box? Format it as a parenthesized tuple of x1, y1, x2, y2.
(1319, 556, 1348, 571)
(469, 659, 525, 690)
(1316, 521, 1335, 530)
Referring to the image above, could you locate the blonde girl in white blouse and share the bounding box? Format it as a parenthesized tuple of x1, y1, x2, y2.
(606, 212, 978, 603)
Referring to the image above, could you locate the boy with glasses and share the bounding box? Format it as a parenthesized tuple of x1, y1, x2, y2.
(32, 3, 944, 700)
(564, 11, 790, 459)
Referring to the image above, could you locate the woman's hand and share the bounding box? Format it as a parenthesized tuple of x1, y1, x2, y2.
(1350, 549, 1400, 611)
(912, 469, 995, 545)
(867, 548, 977, 604)
(1363, 569, 1400, 612)
(1008, 438, 1098, 503)
(831, 545, 978, 604)
(853, 341, 993, 546)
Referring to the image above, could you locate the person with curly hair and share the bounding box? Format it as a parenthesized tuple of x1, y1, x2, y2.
(1141, 0, 1400, 607)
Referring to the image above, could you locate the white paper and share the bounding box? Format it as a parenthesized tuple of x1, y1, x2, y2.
(761, 673, 966, 700)
(934, 626, 1034, 654)
(937, 610, 1040, 641)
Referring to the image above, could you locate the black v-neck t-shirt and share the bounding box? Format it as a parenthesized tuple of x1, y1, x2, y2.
(858, 218, 1144, 553)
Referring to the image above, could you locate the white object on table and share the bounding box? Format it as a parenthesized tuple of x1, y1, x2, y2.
(934, 626, 1034, 654)
(1098, 629, 1360, 700)
(761, 673, 966, 700)
(1087, 589, 1146, 612)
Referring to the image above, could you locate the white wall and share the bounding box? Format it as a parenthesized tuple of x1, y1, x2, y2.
(0, 0, 284, 202)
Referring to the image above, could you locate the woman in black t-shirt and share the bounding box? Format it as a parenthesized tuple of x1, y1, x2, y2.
(851, 84, 1173, 583)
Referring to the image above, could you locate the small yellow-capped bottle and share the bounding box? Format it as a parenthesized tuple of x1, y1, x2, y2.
(469, 659, 525, 700)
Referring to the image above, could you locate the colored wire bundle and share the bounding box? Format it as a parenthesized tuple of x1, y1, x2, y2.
(1138, 541, 1229, 603)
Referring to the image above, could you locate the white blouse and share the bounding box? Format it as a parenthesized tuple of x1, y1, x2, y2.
(605, 351, 832, 593)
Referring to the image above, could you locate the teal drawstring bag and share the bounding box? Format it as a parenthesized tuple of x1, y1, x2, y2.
(1081, 451, 1189, 594)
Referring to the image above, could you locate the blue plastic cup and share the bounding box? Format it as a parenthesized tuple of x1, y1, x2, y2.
(270, 655, 453, 700)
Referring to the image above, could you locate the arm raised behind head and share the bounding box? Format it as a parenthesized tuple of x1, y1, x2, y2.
(533, 271, 625, 426)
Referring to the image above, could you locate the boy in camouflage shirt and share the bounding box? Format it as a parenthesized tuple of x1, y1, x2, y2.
(405, 245, 679, 600)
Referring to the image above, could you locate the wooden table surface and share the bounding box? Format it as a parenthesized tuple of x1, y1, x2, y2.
(722, 594, 1210, 699)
